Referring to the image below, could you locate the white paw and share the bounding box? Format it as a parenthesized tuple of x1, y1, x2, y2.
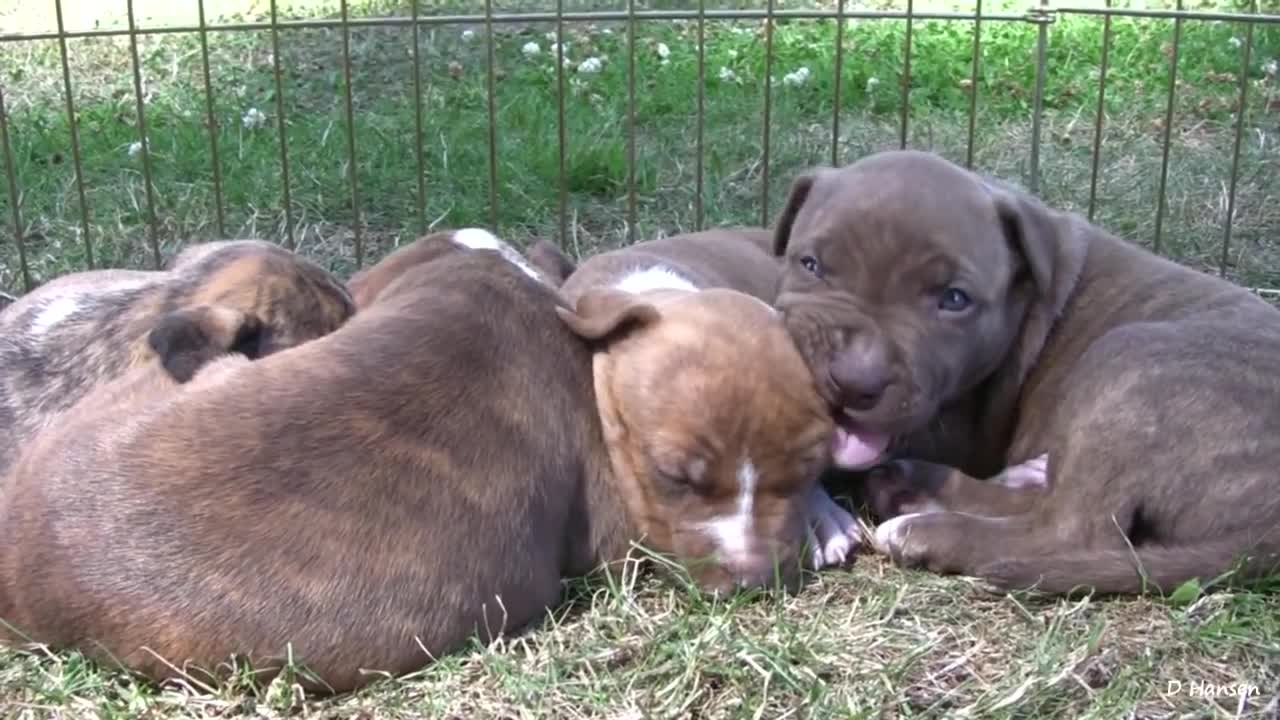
(806, 486, 861, 569)
(993, 453, 1049, 489)
(871, 512, 926, 558)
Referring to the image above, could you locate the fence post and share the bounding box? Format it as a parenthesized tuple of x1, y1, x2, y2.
(0, 85, 30, 292)
(1026, 0, 1054, 196)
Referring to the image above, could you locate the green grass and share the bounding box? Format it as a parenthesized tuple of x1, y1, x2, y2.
(2, 0, 1278, 291)
(2, 0, 1280, 716)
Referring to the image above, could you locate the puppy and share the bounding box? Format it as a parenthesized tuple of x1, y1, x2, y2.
(0, 229, 832, 693)
(772, 149, 1280, 595)
(543, 228, 864, 569)
(0, 240, 355, 477)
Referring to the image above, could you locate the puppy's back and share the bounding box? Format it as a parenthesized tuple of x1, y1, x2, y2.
(0, 248, 602, 692)
(561, 228, 780, 303)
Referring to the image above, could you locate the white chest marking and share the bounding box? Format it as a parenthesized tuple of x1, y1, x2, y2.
(613, 266, 698, 295)
(29, 296, 82, 335)
(697, 459, 757, 563)
(451, 227, 544, 282)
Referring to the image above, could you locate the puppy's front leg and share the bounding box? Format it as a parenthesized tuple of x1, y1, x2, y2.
(871, 510, 1048, 577)
(861, 455, 1048, 521)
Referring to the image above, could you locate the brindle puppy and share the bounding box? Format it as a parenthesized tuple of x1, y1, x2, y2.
(0, 240, 354, 477)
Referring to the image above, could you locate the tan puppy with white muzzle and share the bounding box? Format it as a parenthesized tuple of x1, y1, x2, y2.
(772, 149, 1280, 595)
(0, 240, 355, 478)
(535, 228, 863, 570)
(0, 228, 832, 694)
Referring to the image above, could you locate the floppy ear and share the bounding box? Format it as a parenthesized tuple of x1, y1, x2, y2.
(147, 305, 266, 382)
(986, 181, 1085, 318)
(556, 288, 661, 343)
(524, 239, 577, 287)
(773, 168, 837, 257)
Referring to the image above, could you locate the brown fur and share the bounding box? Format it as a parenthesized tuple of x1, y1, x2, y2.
(0, 241, 355, 478)
(773, 149, 1280, 595)
(554, 228, 862, 569)
(524, 239, 579, 286)
(0, 230, 830, 693)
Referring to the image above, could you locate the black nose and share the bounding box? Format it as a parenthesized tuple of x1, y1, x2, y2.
(829, 340, 892, 411)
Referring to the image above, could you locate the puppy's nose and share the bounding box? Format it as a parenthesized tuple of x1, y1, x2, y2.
(830, 340, 892, 411)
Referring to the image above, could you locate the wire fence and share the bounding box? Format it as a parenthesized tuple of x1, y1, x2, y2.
(1, 0, 1278, 294)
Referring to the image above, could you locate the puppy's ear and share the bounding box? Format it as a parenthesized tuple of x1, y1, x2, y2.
(773, 168, 835, 257)
(147, 305, 266, 382)
(556, 288, 660, 343)
(987, 182, 1085, 316)
(524, 239, 577, 287)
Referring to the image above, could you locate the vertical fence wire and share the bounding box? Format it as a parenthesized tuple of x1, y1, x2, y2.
(831, 0, 846, 167)
(898, 0, 914, 149)
(964, 0, 982, 169)
(269, 0, 296, 249)
(484, 0, 499, 230)
(411, 0, 427, 234)
(54, 0, 93, 268)
(626, 0, 638, 243)
(127, 0, 163, 269)
(0, 86, 31, 292)
(760, 0, 776, 228)
(197, 0, 227, 238)
(555, 0, 568, 247)
(1087, 0, 1113, 222)
(1220, 7, 1256, 278)
(1152, 0, 1184, 255)
(695, 0, 706, 230)
(1027, 0, 1050, 195)
(339, 0, 364, 268)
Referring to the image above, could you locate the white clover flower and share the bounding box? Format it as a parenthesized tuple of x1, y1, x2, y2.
(522, 41, 541, 58)
(1264, 59, 1278, 77)
(782, 67, 810, 87)
(461, 29, 475, 42)
(127, 140, 145, 157)
(577, 56, 603, 74)
(602, 27, 613, 34)
(1229, 36, 1243, 49)
(545, 31, 556, 42)
(718, 66, 738, 83)
(550, 41, 569, 57)
(657, 42, 670, 61)
(865, 76, 880, 93)
(242, 107, 267, 130)
(728, 49, 739, 59)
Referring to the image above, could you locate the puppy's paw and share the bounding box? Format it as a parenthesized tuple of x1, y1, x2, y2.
(871, 512, 931, 567)
(993, 453, 1049, 489)
(861, 461, 945, 520)
(805, 486, 861, 570)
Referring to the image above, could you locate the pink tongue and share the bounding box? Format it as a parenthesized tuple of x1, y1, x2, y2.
(831, 426, 891, 470)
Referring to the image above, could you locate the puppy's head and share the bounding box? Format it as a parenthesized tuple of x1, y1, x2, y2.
(146, 304, 267, 382)
(169, 240, 355, 358)
(559, 287, 834, 594)
(348, 228, 549, 308)
(772, 150, 1084, 469)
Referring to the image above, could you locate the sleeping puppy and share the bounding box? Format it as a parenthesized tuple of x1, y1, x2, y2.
(0, 240, 355, 477)
(771, 149, 1280, 595)
(0, 229, 833, 693)
(537, 228, 866, 569)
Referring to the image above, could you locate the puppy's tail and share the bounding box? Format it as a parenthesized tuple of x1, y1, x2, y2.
(979, 530, 1280, 596)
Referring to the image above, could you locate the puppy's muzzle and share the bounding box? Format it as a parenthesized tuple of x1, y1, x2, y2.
(829, 335, 895, 412)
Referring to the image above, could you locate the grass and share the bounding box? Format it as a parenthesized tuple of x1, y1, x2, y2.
(2, 0, 1280, 716)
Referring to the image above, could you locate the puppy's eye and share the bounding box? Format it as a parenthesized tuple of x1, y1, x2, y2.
(799, 255, 822, 277)
(938, 287, 972, 313)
